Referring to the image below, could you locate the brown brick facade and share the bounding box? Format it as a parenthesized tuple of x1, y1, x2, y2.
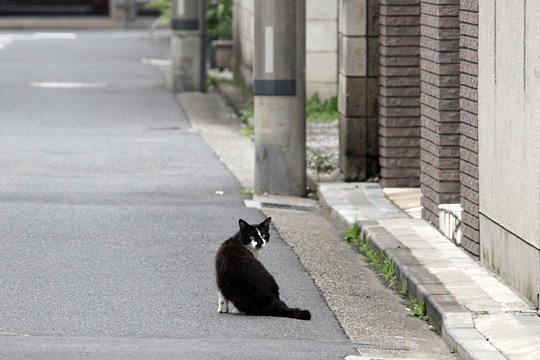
(459, 0, 479, 257)
(339, 0, 482, 257)
(378, 0, 421, 187)
(419, 0, 461, 224)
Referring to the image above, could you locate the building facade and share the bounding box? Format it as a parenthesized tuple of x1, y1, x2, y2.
(342, 0, 539, 305)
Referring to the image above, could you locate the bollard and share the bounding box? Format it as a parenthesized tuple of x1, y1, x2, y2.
(171, 0, 206, 92)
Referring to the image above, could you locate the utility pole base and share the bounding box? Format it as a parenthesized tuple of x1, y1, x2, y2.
(254, 96, 306, 196)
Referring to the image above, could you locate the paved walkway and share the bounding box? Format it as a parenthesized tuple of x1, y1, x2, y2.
(319, 183, 540, 360)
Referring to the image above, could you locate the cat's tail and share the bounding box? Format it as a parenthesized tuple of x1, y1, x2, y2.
(286, 308, 311, 321)
(275, 302, 311, 320)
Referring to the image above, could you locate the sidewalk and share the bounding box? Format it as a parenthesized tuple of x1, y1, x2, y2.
(319, 183, 540, 360)
(178, 90, 540, 360)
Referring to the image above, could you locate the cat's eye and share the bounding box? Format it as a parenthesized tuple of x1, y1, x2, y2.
(250, 236, 254, 240)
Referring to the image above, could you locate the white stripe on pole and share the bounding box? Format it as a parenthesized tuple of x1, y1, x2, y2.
(264, 26, 274, 74)
(177, 0, 185, 16)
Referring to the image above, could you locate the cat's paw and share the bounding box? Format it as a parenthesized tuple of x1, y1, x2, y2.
(231, 307, 245, 315)
(218, 301, 229, 313)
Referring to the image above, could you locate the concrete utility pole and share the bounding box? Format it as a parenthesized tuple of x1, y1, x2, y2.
(109, 0, 136, 23)
(171, 0, 206, 92)
(253, 0, 306, 196)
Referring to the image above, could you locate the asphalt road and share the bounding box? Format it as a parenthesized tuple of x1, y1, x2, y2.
(0, 30, 355, 359)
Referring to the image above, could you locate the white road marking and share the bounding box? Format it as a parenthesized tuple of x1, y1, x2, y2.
(0, 32, 76, 50)
(30, 82, 108, 89)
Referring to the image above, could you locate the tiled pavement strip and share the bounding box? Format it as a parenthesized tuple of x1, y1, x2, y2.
(319, 183, 540, 360)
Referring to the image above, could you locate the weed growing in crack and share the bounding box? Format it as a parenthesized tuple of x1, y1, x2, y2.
(345, 224, 443, 335)
(344, 224, 402, 293)
(407, 297, 429, 321)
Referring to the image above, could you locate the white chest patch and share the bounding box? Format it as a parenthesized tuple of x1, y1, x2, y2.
(248, 229, 267, 260)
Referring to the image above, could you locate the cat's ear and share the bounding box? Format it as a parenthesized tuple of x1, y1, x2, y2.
(239, 219, 250, 231)
(260, 217, 272, 229)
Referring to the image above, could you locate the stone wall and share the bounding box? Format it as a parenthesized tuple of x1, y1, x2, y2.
(338, 0, 379, 180)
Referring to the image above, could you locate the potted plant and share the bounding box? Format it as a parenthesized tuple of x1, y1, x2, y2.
(207, 0, 233, 71)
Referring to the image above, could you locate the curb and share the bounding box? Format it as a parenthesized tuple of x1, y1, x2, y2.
(317, 182, 527, 360)
(360, 224, 505, 360)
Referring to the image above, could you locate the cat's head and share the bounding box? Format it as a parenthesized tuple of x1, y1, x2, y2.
(238, 217, 272, 254)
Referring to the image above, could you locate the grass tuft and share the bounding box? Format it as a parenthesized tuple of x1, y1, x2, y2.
(344, 224, 406, 295)
(306, 93, 338, 123)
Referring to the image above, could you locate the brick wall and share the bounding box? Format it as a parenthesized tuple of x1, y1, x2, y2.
(459, 0, 479, 256)
(419, 0, 461, 224)
(378, 0, 421, 187)
(338, 0, 379, 180)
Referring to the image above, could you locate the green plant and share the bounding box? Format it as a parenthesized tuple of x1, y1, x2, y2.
(344, 225, 403, 293)
(399, 286, 409, 298)
(144, 0, 232, 39)
(145, 0, 171, 30)
(381, 257, 398, 288)
(206, 0, 233, 40)
(407, 298, 429, 321)
(239, 107, 254, 120)
(345, 223, 361, 246)
(239, 188, 260, 196)
(306, 93, 339, 123)
(239, 105, 254, 137)
(240, 123, 254, 137)
(207, 75, 219, 88)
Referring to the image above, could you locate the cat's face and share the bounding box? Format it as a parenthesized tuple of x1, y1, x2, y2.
(238, 217, 271, 252)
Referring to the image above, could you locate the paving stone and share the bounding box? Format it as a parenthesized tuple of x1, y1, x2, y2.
(442, 312, 475, 329)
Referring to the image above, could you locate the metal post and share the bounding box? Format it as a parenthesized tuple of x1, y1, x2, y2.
(253, 0, 306, 196)
(171, 0, 206, 92)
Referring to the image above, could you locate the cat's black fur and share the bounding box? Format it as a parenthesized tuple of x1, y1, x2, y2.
(215, 218, 311, 321)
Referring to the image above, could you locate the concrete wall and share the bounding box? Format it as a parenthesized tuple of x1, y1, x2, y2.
(478, 0, 540, 304)
(306, 0, 338, 100)
(233, 0, 338, 100)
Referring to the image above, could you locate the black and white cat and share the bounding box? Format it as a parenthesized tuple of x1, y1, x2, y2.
(215, 217, 311, 321)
